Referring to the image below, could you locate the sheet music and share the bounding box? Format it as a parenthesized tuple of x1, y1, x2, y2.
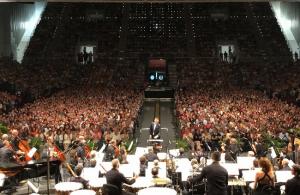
(81, 167, 100, 181)
(169, 149, 180, 157)
(99, 144, 106, 153)
(135, 147, 148, 157)
(0, 174, 5, 187)
(242, 170, 257, 182)
(237, 157, 255, 169)
(221, 163, 239, 176)
(157, 152, 167, 160)
(27, 147, 37, 158)
(270, 147, 277, 159)
(99, 162, 112, 173)
(288, 160, 295, 168)
(275, 171, 294, 183)
(175, 158, 192, 181)
(119, 164, 137, 178)
(127, 141, 134, 151)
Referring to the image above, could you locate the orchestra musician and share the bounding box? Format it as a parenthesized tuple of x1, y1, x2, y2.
(188, 151, 228, 195)
(105, 159, 137, 195)
(69, 164, 89, 189)
(253, 158, 275, 195)
(254, 137, 267, 158)
(9, 129, 26, 159)
(104, 140, 118, 162)
(76, 136, 86, 163)
(224, 138, 239, 162)
(139, 155, 147, 176)
(149, 117, 160, 139)
(211, 129, 221, 151)
(145, 147, 158, 162)
(0, 140, 15, 163)
(119, 146, 128, 164)
(285, 164, 300, 195)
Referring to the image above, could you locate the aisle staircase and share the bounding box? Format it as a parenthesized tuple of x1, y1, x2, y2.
(184, 4, 196, 58)
(119, 4, 130, 53)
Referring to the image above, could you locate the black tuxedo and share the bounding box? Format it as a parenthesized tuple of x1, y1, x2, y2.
(190, 161, 228, 195)
(285, 175, 300, 195)
(0, 146, 15, 163)
(149, 122, 160, 139)
(106, 168, 135, 195)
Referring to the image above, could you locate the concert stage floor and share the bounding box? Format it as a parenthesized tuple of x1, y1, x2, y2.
(11, 177, 56, 195)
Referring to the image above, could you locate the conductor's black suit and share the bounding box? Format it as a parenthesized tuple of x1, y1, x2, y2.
(149, 122, 161, 139)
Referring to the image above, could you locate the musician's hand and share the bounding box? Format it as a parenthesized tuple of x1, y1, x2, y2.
(133, 173, 139, 179)
(17, 150, 25, 155)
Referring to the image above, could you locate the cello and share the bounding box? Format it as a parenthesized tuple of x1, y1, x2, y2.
(17, 137, 40, 161)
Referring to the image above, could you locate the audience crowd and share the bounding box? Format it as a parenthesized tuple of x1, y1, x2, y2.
(0, 86, 143, 149)
(176, 87, 300, 138)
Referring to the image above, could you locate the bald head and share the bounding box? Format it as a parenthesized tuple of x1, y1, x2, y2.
(1, 134, 8, 140)
(112, 159, 120, 169)
(282, 158, 289, 167)
(11, 129, 18, 137)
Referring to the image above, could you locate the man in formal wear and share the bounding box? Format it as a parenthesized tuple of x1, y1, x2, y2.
(149, 117, 161, 139)
(285, 164, 300, 195)
(106, 159, 137, 195)
(0, 142, 15, 163)
(104, 140, 116, 162)
(189, 151, 228, 195)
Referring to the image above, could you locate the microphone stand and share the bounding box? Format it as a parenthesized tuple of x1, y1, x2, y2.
(191, 168, 194, 195)
(46, 147, 50, 195)
(204, 140, 212, 157)
(203, 157, 207, 195)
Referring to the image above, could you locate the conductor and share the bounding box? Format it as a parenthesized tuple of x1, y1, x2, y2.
(150, 117, 161, 139)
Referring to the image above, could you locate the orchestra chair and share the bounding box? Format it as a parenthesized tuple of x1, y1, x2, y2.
(102, 184, 119, 195)
(0, 173, 5, 187)
(24, 167, 33, 194)
(34, 163, 43, 186)
(27, 180, 39, 194)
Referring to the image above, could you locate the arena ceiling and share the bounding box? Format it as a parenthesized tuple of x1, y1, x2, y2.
(2, 0, 300, 3)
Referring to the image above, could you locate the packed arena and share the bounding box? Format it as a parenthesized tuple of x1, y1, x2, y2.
(0, 1, 300, 195)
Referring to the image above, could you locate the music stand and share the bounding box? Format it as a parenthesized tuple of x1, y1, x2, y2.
(147, 139, 163, 152)
(237, 157, 255, 170)
(275, 171, 293, 183)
